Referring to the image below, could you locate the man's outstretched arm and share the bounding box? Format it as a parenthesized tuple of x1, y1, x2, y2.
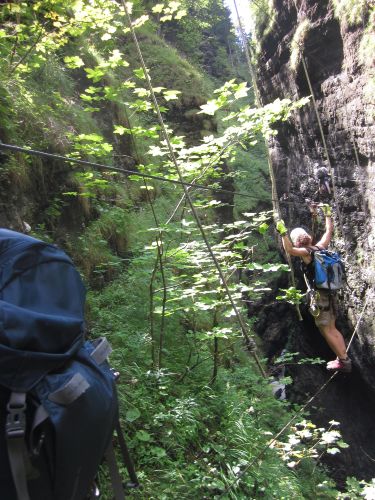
(316, 205, 333, 249)
(276, 220, 309, 257)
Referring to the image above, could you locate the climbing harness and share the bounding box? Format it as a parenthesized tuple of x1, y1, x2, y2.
(303, 273, 320, 318)
(300, 240, 345, 319)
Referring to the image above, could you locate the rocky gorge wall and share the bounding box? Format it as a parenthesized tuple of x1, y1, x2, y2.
(253, 0, 375, 484)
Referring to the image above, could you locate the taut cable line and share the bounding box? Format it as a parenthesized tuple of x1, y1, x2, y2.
(232, 0, 261, 107)
(0, 141, 238, 194)
(119, 0, 267, 378)
(284, 0, 348, 250)
(0, 141, 305, 207)
(220, 290, 371, 497)
(219, 371, 338, 497)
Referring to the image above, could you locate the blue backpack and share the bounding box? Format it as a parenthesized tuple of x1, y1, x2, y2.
(312, 248, 345, 290)
(0, 229, 137, 500)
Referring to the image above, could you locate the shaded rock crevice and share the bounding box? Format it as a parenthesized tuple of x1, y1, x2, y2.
(253, 0, 375, 482)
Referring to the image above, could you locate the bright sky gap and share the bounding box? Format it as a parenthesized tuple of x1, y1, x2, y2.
(225, 0, 253, 34)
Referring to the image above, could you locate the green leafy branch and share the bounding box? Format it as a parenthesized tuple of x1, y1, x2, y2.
(273, 419, 349, 469)
(276, 287, 305, 306)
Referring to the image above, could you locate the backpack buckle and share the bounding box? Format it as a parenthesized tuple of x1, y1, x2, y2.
(6, 393, 26, 439)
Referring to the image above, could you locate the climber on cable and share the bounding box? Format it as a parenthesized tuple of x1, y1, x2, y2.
(276, 205, 351, 373)
(315, 164, 331, 197)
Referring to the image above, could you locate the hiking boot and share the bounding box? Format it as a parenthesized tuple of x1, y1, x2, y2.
(326, 357, 352, 373)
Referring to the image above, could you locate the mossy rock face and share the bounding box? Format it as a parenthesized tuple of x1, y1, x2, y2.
(127, 30, 214, 107)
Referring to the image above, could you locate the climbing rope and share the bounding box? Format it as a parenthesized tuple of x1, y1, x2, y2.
(119, 0, 267, 378)
(0, 142, 309, 207)
(232, 0, 261, 107)
(286, 0, 348, 253)
(220, 291, 371, 497)
(346, 293, 370, 351)
(219, 372, 337, 497)
(233, 0, 303, 321)
(302, 49, 364, 179)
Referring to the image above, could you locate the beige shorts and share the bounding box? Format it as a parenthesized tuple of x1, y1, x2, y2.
(312, 290, 337, 327)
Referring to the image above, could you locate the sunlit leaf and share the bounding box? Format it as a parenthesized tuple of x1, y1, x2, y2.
(152, 3, 164, 13)
(113, 125, 128, 135)
(198, 100, 220, 115)
(175, 9, 187, 19)
(234, 82, 249, 99)
(132, 15, 149, 28)
(258, 222, 269, 234)
(64, 56, 84, 69)
(160, 14, 173, 22)
(163, 90, 181, 101)
(326, 447, 341, 455)
(136, 430, 151, 442)
(126, 408, 141, 422)
(85, 67, 106, 82)
(133, 68, 146, 79)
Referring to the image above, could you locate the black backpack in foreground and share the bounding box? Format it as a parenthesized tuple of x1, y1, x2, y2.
(0, 229, 138, 500)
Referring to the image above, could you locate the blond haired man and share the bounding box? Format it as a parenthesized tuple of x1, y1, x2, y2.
(276, 206, 351, 373)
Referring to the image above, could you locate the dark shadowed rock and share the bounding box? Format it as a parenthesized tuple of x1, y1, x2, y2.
(253, 0, 375, 483)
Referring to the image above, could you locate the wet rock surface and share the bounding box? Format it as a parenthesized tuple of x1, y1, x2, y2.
(254, 0, 375, 482)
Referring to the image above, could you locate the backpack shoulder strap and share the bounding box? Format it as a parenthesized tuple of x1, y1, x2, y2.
(300, 246, 322, 289)
(307, 245, 323, 255)
(6, 392, 31, 500)
(300, 246, 320, 267)
(103, 420, 140, 500)
(104, 443, 125, 500)
(115, 419, 139, 488)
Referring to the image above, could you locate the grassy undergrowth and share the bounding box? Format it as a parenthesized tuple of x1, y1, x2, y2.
(87, 261, 336, 499)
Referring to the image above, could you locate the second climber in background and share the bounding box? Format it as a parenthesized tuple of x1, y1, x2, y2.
(315, 163, 331, 198)
(276, 205, 351, 373)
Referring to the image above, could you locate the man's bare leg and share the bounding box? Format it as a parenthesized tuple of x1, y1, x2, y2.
(319, 323, 348, 359)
